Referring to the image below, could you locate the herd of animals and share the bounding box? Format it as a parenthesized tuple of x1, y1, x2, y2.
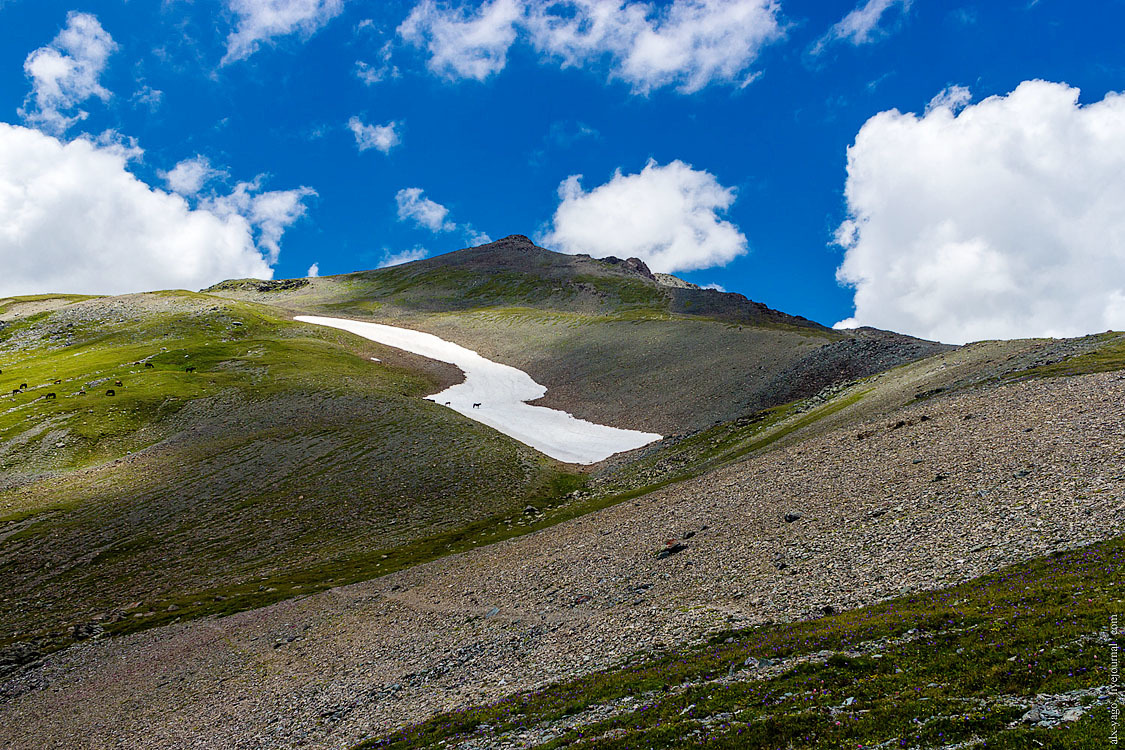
(6, 361, 195, 400)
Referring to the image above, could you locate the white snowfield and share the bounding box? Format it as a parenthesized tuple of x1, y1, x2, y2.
(295, 316, 662, 464)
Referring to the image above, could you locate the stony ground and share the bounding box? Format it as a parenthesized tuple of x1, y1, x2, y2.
(2, 371, 1123, 749)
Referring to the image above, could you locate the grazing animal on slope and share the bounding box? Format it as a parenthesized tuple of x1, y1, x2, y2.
(185, 366, 195, 373)
(106, 389, 115, 396)
(472, 403, 481, 409)
(45, 392, 56, 399)
(19, 383, 26, 389)
(144, 362, 154, 368)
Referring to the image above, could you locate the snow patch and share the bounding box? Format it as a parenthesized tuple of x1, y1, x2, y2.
(296, 315, 662, 464)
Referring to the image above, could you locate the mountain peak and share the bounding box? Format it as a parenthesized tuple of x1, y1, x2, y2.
(491, 234, 535, 246)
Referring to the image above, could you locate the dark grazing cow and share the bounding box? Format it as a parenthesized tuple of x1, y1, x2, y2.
(106, 389, 116, 396)
(144, 362, 154, 368)
(19, 383, 26, 389)
(45, 392, 56, 399)
(185, 366, 195, 373)
(472, 403, 481, 409)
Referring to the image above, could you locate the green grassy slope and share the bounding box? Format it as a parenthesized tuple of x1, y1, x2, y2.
(361, 537, 1122, 749)
(0, 292, 580, 657)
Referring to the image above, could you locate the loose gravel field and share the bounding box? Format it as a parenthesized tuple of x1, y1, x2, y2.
(2, 370, 1122, 750)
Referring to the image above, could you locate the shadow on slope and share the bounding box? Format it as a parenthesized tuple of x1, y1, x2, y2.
(0, 292, 579, 660)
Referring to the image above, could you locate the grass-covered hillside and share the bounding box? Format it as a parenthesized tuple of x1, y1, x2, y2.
(0, 291, 581, 659)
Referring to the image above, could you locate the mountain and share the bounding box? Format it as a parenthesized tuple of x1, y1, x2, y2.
(207, 235, 950, 434)
(2, 236, 1123, 748)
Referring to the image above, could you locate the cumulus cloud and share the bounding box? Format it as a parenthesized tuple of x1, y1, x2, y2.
(161, 156, 226, 197)
(395, 188, 455, 232)
(20, 11, 117, 134)
(0, 124, 313, 297)
(811, 0, 910, 56)
(378, 247, 429, 267)
(527, 0, 785, 93)
(204, 179, 316, 263)
(925, 83, 971, 113)
(398, 0, 521, 81)
(306, 262, 320, 277)
(223, 0, 344, 64)
(540, 159, 747, 273)
(394, 187, 490, 244)
(347, 116, 401, 153)
(398, 0, 784, 93)
(835, 80, 1125, 344)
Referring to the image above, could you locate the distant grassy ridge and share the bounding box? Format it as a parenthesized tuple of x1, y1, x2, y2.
(361, 536, 1122, 749)
(0, 293, 101, 319)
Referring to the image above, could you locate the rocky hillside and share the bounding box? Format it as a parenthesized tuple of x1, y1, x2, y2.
(1, 367, 1121, 749)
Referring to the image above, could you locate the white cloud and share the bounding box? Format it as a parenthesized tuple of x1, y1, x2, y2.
(811, 0, 910, 56)
(355, 42, 399, 84)
(306, 262, 319, 277)
(398, 0, 521, 81)
(92, 129, 144, 162)
(398, 0, 784, 93)
(527, 0, 785, 94)
(132, 85, 163, 112)
(20, 12, 117, 134)
(347, 115, 401, 153)
(540, 159, 747, 273)
(223, 0, 344, 64)
(464, 228, 492, 245)
(835, 81, 1125, 344)
(393, 187, 490, 245)
(204, 179, 316, 263)
(0, 124, 316, 297)
(161, 156, 226, 197)
(702, 282, 726, 291)
(926, 83, 971, 114)
(395, 187, 455, 232)
(378, 247, 429, 268)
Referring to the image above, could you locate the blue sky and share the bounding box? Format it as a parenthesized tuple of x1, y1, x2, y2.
(1, 0, 1124, 342)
